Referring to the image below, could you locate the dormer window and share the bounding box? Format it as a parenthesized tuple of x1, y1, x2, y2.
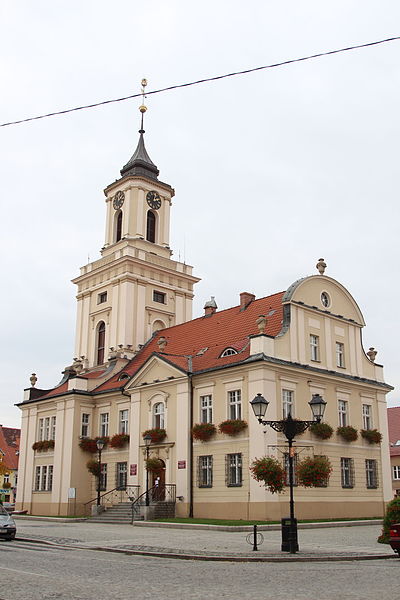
(220, 348, 238, 358)
(118, 373, 130, 381)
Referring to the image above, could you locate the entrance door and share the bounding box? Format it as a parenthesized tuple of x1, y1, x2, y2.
(151, 460, 166, 500)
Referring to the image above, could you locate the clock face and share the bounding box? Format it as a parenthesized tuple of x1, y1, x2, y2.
(146, 190, 162, 210)
(113, 190, 125, 210)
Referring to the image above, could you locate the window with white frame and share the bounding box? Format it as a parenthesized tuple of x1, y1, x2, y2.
(44, 417, 50, 441)
(38, 416, 56, 441)
(393, 466, 400, 480)
(3, 473, 9, 483)
(336, 342, 345, 368)
(50, 416, 56, 441)
(34, 465, 53, 491)
(100, 413, 109, 437)
(200, 395, 213, 423)
(81, 413, 90, 438)
(153, 402, 165, 429)
(283, 452, 298, 486)
(220, 348, 238, 357)
(198, 455, 213, 487)
(100, 464, 107, 491)
(362, 404, 372, 430)
(340, 457, 354, 488)
(116, 462, 127, 489)
(119, 409, 129, 434)
(338, 400, 348, 427)
(310, 334, 320, 361)
(228, 390, 242, 420)
(226, 453, 242, 487)
(365, 459, 378, 489)
(282, 389, 294, 419)
(38, 419, 44, 441)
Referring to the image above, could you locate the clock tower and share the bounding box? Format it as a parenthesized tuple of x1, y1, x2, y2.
(72, 81, 200, 368)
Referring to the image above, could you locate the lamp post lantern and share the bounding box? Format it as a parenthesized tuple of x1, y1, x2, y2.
(250, 393, 327, 554)
(143, 433, 152, 507)
(96, 438, 105, 507)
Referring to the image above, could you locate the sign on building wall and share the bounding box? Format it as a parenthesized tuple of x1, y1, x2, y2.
(130, 464, 137, 476)
(178, 461, 186, 469)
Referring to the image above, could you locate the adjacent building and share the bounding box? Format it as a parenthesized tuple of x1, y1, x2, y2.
(0, 425, 20, 504)
(388, 407, 400, 497)
(15, 110, 393, 520)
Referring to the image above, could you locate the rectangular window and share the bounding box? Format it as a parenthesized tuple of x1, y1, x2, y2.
(338, 400, 348, 427)
(282, 389, 294, 419)
(44, 417, 50, 441)
(310, 334, 319, 361)
(336, 342, 345, 368)
(100, 413, 109, 437)
(3, 473, 9, 483)
(34, 465, 53, 491)
(50, 416, 56, 441)
(362, 405, 372, 430)
(198, 455, 213, 488)
(38, 418, 44, 441)
(116, 462, 127, 490)
(366, 459, 378, 489)
(48, 465, 54, 491)
(35, 466, 41, 491)
(283, 452, 298, 486)
(119, 409, 129, 434)
(341, 457, 354, 488)
(226, 453, 242, 487)
(81, 413, 90, 438)
(392, 466, 400, 480)
(200, 395, 213, 423)
(100, 464, 107, 491)
(98, 292, 107, 304)
(153, 291, 166, 304)
(228, 390, 242, 420)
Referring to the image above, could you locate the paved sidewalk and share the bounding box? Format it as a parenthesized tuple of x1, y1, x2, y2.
(12, 517, 397, 562)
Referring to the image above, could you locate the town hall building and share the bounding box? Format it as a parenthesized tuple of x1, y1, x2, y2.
(15, 100, 393, 521)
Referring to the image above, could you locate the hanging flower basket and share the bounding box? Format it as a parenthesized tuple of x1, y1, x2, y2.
(250, 456, 286, 494)
(296, 456, 333, 487)
(361, 429, 382, 444)
(110, 433, 130, 448)
(2, 482, 11, 489)
(86, 459, 101, 477)
(79, 437, 109, 453)
(336, 426, 358, 442)
(191, 423, 216, 442)
(142, 428, 167, 444)
(310, 422, 334, 440)
(145, 457, 164, 473)
(32, 440, 55, 451)
(218, 419, 248, 436)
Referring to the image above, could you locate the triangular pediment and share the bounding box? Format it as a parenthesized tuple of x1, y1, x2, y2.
(124, 354, 187, 391)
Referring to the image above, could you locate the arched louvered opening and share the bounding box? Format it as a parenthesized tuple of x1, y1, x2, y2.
(115, 210, 123, 242)
(146, 210, 156, 243)
(96, 321, 106, 365)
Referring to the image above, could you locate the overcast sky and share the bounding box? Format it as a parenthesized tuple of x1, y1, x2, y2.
(1, 1, 399, 428)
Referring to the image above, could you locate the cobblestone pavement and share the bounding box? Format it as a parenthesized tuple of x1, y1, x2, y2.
(13, 518, 395, 561)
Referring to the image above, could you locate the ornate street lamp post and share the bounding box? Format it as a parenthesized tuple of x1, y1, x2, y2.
(96, 438, 105, 507)
(143, 433, 152, 507)
(250, 393, 327, 554)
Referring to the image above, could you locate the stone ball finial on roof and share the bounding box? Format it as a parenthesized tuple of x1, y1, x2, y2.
(157, 336, 167, 351)
(316, 258, 327, 275)
(30, 373, 37, 387)
(367, 347, 377, 362)
(256, 315, 267, 334)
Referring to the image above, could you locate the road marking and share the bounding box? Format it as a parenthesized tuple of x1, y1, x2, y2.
(0, 566, 48, 577)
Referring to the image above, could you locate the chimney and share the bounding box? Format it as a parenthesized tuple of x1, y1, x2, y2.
(204, 296, 217, 316)
(240, 292, 255, 311)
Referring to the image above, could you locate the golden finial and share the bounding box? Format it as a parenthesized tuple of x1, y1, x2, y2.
(139, 78, 147, 131)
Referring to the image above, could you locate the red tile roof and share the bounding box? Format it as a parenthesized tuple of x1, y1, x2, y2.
(388, 407, 400, 457)
(0, 426, 20, 470)
(94, 291, 284, 393)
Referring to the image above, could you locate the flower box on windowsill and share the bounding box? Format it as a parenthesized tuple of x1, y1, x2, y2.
(32, 440, 55, 452)
(79, 437, 109, 453)
(361, 429, 382, 444)
(142, 428, 167, 444)
(218, 419, 248, 436)
(336, 426, 358, 442)
(110, 433, 130, 448)
(191, 423, 216, 442)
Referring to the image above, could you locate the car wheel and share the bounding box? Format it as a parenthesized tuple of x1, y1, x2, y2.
(5, 535, 16, 541)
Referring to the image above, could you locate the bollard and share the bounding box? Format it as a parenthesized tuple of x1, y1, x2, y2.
(253, 524, 258, 551)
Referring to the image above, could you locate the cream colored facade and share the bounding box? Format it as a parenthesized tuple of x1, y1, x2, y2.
(16, 127, 393, 520)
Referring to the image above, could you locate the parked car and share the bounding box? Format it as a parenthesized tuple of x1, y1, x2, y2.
(0, 504, 16, 541)
(2, 502, 15, 514)
(389, 522, 400, 556)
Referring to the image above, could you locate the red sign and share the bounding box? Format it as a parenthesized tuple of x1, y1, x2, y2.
(130, 464, 137, 476)
(178, 460, 186, 469)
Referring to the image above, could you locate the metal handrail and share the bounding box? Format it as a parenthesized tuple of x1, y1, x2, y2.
(83, 485, 140, 515)
(131, 483, 176, 523)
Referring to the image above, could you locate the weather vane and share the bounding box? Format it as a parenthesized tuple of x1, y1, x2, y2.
(139, 78, 147, 133)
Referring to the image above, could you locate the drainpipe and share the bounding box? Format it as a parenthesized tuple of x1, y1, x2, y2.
(187, 357, 194, 518)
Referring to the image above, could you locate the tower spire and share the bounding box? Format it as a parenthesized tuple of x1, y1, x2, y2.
(120, 78, 159, 180)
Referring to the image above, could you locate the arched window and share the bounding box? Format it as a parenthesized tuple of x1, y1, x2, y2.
(152, 319, 166, 334)
(96, 321, 106, 365)
(220, 348, 238, 358)
(115, 210, 123, 242)
(153, 402, 165, 429)
(146, 211, 156, 243)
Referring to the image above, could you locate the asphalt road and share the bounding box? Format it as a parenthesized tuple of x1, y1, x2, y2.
(0, 538, 399, 600)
